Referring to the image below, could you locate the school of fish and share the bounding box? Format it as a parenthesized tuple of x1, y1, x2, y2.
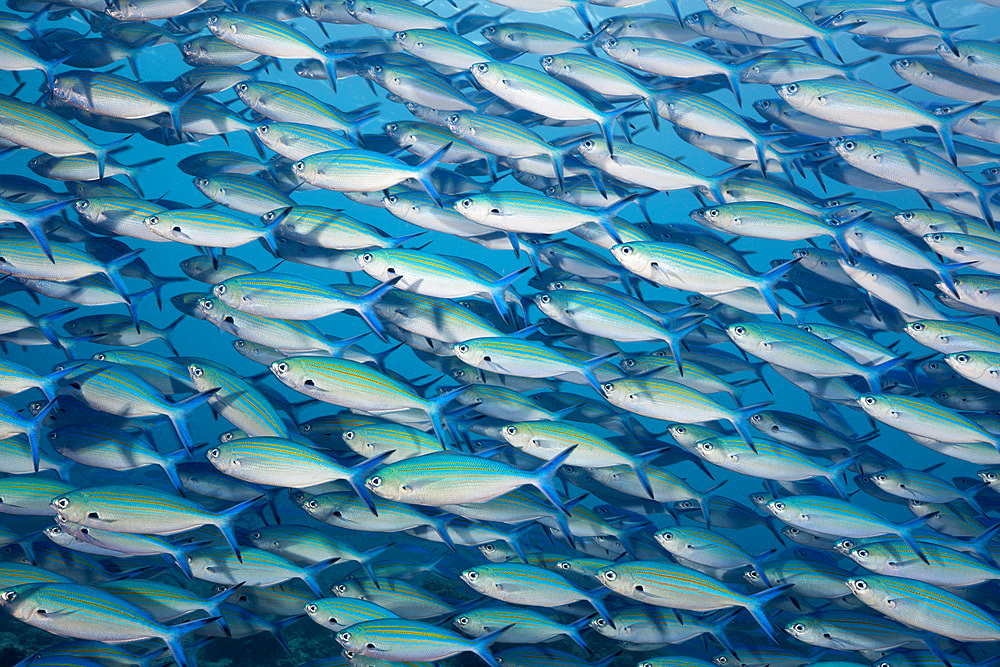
(1, 0, 1000, 665)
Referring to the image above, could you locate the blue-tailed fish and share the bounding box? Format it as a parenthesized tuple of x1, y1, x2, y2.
(50, 484, 259, 560)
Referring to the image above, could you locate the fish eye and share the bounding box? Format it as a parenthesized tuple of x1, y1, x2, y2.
(602, 382, 614, 393)
(305, 604, 317, 613)
(458, 344, 469, 353)
(1, 591, 16, 602)
(718, 657, 728, 664)
(276, 363, 288, 373)
(504, 426, 517, 436)
(606, 38, 617, 47)
(77, 200, 89, 210)
(361, 253, 373, 262)
(457, 616, 468, 624)
(542, 56, 553, 65)
(539, 294, 550, 303)
(191, 366, 203, 377)
(956, 354, 969, 363)
(338, 631, 350, 641)
(215, 284, 226, 295)
(207, 14, 218, 23)
(863, 396, 876, 405)
(856, 548, 869, 558)
(854, 580, 868, 590)
(474, 63, 488, 73)
(207, 447, 220, 458)
(701, 442, 713, 451)
(733, 326, 746, 335)
(773, 501, 785, 511)
(899, 59, 910, 67)
(368, 476, 382, 487)
(707, 208, 718, 217)
(747, 569, 758, 578)
(844, 141, 855, 150)
(343, 430, 354, 440)
(147, 216, 158, 225)
(619, 245, 632, 255)
(785, 83, 798, 93)
(911, 322, 924, 331)
(557, 561, 570, 569)
(603, 570, 617, 581)
(793, 623, 805, 632)
(54, 498, 69, 509)
(466, 570, 479, 580)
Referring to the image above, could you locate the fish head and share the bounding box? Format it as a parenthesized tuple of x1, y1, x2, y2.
(0, 583, 46, 621)
(783, 615, 819, 642)
(773, 81, 815, 110)
(694, 436, 727, 463)
(354, 249, 397, 283)
(598, 37, 636, 64)
(595, 563, 638, 597)
(539, 55, 567, 77)
(499, 422, 535, 449)
(469, 62, 503, 90)
(857, 394, 894, 420)
(50, 490, 100, 526)
(451, 340, 491, 368)
(945, 351, 995, 380)
(459, 566, 491, 593)
(832, 137, 878, 167)
(205, 442, 238, 475)
(845, 576, 881, 605)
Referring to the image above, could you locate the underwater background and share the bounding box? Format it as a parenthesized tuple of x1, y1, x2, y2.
(0, 0, 999, 665)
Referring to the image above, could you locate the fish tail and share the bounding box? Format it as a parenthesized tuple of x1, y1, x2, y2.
(862, 354, 909, 393)
(170, 539, 213, 580)
(895, 511, 938, 564)
(725, 65, 743, 107)
(730, 402, 772, 452)
(352, 276, 401, 341)
(214, 494, 266, 562)
(598, 192, 640, 245)
(584, 588, 615, 628)
(27, 398, 57, 472)
(103, 247, 145, 309)
(566, 613, 595, 654)
(743, 583, 794, 642)
(164, 615, 221, 667)
(348, 449, 395, 515)
(471, 623, 513, 667)
(708, 609, 742, 656)
(934, 102, 985, 167)
(23, 198, 74, 263)
(572, 351, 616, 395)
(487, 266, 530, 322)
(206, 581, 244, 633)
(415, 141, 453, 207)
(161, 448, 189, 495)
(529, 444, 577, 515)
(167, 81, 204, 139)
(360, 541, 393, 587)
(167, 387, 218, 452)
(35, 306, 77, 349)
(598, 99, 643, 158)
(422, 383, 469, 445)
(630, 446, 672, 499)
(826, 454, 861, 499)
(304, 557, 340, 596)
(93, 134, 134, 183)
(444, 3, 477, 33)
(754, 256, 801, 318)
